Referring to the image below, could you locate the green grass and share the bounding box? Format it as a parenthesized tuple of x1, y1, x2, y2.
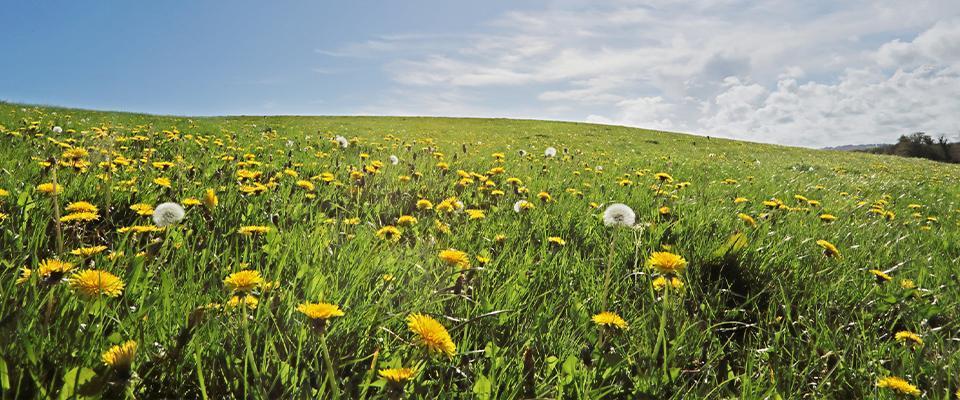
(0, 101, 958, 399)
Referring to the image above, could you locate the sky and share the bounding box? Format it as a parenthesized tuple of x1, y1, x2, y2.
(1, 1, 959, 148)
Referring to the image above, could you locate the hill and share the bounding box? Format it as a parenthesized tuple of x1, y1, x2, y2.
(1, 102, 958, 398)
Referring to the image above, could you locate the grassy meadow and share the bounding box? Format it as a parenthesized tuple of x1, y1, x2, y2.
(0, 102, 959, 399)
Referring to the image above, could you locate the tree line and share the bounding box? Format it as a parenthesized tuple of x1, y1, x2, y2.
(864, 132, 960, 163)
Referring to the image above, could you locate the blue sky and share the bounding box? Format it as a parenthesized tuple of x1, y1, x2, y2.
(2, 1, 959, 147)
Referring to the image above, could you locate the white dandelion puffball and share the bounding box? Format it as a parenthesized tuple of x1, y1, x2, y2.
(334, 135, 349, 148)
(518, 150, 527, 157)
(513, 200, 531, 213)
(389, 155, 399, 165)
(52, 126, 63, 134)
(603, 203, 636, 227)
(544, 147, 557, 157)
(152, 202, 185, 227)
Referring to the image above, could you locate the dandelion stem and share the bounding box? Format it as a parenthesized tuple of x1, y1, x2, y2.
(320, 331, 341, 400)
(51, 161, 64, 258)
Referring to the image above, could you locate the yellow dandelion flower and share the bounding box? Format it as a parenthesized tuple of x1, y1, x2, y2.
(466, 209, 485, 220)
(648, 252, 687, 275)
(591, 311, 628, 330)
(416, 199, 433, 210)
(654, 172, 674, 182)
(38, 259, 74, 280)
(238, 225, 271, 236)
(297, 302, 345, 320)
(16, 267, 31, 285)
(102, 340, 137, 371)
(130, 203, 154, 216)
(876, 376, 920, 396)
(68, 269, 125, 298)
(36, 183, 62, 195)
(377, 225, 402, 242)
(407, 313, 456, 357)
(70, 245, 108, 257)
(182, 197, 201, 206)
(734, 197, 749, 204)
(227, 294, 259, 310)
(379, 368, 416, 385)
(738, 213, 756, 227)
(816, 239, 841, 258)
(224, 270, 263, 293)
(652, 276, 684, 291)
(397, 215, 418, 226)
(153, 177, 171, 188)
(899, 279, 916, 289)
(869, 269, 892, 282)
(202, 188, 218, 210)
(548, 236, 566, 246)
(438, 249, 470, 268)
(819, 214, 837, 222)
(895, 330, 923, 346)
(65, 201, 98, 213)
(60, 212, 99, 223)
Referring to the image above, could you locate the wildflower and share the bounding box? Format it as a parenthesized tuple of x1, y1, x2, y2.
(434, 219, 451, 234)
(389, 155, 399, 165)
(439, 249, 470, 269)
(738, 213, 757, 227)
(654, 172, 674, 182)
(734, 197, 749, 204)
(297, 302, 344, 332)
(591, 311, 628, 330)
(65, 201, 98, 213)
(816, 239, 841, 258)
(895, 330, 923, 347)
(544, 147, 557, 157)
(152, 202, 185, 227)
(227, 294, 259, 310)
(296, 180, 315, 191)
(602, 203, 636, 227)
(36, 183, 61, 195)
(16, 268, 31, 285)
(648, 252, 687, 275)
(375, 225, 401, 242)
(876, 376, 920, 396)
(334, 135, 349, 148)
(819, 214, 837, 222)
(202, 188, 218, 210)
(37, 259, 74, 281)
(238, 225, 271, 236)
(416, 199, 433, 210)
(397, 215, 418, 226)
(513, 200, 535, 213)
(652, 276, 684, 291)
(153, 177, 172, 188)
(379, 367, 415, 385)
(465, 209, 485, 220)
(60, 212, 99, 223)
(130, 203, 154, 216)
(102, 340, 137, 373)
(407, 313, 456, 357)
(537, 191, 552, 202)
(68, 270, 125, 298)
(182, 197, 201, 206)
(899, 279, 916, 289)
(224, 270, 263, 293)
(548, 236, 566, 246)
(70, 245, 108, 257)
(869, 269, 892, 282)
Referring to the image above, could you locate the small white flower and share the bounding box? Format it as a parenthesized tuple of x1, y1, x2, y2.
(52, 126, 63, 134)
(603, 203, 636, 227)
(389, 155, 399, 165)
(152, 202, 185, 227)
(544, 147, 557, 157)
(334, 135, 349, 148)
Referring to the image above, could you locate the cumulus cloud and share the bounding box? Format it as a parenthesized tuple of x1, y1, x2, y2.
(330, 1, 960, 147)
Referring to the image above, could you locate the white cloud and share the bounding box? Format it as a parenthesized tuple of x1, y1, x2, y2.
(331, 1, 960, 147)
